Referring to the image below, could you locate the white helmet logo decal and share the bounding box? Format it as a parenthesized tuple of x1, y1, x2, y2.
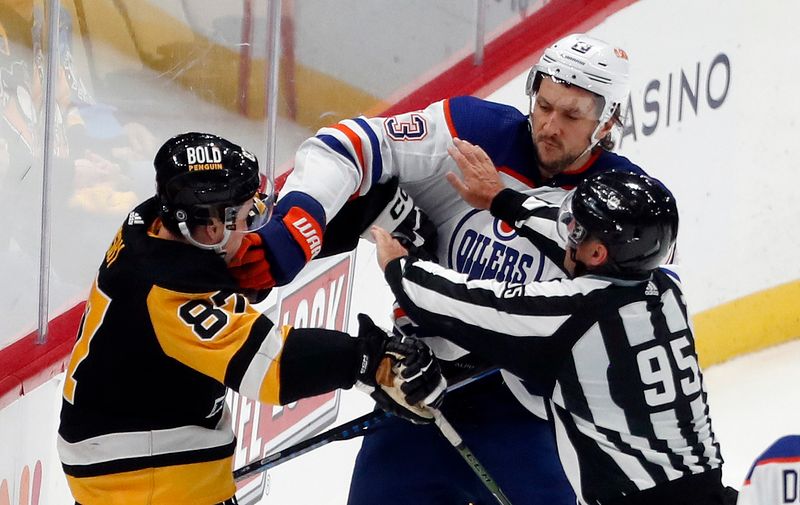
(571, 41, 593, 54)
(186, 145, 223, 170)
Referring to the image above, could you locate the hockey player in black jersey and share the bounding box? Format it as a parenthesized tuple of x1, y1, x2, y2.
(375, 164, 737, 505)
(57, 132, 446, 505)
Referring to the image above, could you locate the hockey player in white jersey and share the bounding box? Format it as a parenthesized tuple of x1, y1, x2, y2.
(738, 435, 800, 505)
(229, 33, 647, 504)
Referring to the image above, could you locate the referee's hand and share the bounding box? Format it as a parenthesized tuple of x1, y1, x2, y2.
(372, 226, 408, 271)
(446, 137, 504, 210)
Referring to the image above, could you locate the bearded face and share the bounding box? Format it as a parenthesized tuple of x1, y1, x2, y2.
(530, 77, 608, 177)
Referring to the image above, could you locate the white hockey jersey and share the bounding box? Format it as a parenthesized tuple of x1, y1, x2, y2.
(259, 96, 645, 416)
(738, 435, 800, 505)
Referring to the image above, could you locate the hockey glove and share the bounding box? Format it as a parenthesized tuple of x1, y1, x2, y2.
(355, 314, 446, 424)
(228, 233, 276, 292)
(392, 302, 493, 386)
(391, 204, 439, 262)
(360, 183, 439, 262)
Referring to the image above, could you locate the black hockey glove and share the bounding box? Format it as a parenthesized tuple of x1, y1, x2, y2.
(358, 178, 438, 261)
(390, 202, 439, 262)
(354, 314, 446, 424)
(318, 177, 438, 261)
(393, 302, 493, 386)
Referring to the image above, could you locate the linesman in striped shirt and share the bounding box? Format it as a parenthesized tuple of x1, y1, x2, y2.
(372, 142, 738, 504)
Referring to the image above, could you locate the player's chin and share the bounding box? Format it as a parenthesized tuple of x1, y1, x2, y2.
(539, 157, 570, 177)
(536, 144, 563, 164)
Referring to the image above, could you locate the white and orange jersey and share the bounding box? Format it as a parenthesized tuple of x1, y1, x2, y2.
(738, 435, 800, 505)
(262, 96, 645, 287)
(258, 97, 645, 420)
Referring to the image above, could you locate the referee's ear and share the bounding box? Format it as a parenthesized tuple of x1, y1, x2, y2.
(583, 239, 609, 268)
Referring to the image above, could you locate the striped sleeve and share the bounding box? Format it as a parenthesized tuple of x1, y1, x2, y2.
(384, 257, 608, 384)
(265, 99, 459, 285)
(284, 99, 457, 210)
(490, 187, 569, 272)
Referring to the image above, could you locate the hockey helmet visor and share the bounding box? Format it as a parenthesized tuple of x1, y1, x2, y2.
(556, 191, 588, 248)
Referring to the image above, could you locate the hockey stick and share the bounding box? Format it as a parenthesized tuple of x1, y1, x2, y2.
(430, 408, 514, 505)
(233, 409, 392, 482)
(232, 367, 499, 482)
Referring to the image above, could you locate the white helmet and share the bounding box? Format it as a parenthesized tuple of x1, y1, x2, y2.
(526, 33, 630, 140)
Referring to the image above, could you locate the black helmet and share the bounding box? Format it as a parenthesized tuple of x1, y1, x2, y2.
(155, 132, 263, 236)
(559, 171, 678, 274)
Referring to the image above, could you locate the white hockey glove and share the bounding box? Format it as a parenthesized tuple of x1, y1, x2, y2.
(354, 314, 446, 424)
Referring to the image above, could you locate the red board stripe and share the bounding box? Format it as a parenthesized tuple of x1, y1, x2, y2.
(0, 302, 84, 410)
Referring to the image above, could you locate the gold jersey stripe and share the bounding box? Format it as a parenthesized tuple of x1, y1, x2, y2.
(66, 457, 235, 505)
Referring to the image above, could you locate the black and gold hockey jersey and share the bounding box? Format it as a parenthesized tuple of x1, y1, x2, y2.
(58, 197, 360, 505)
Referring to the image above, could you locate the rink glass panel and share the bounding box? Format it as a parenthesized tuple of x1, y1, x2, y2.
(0, 0, 548, 344)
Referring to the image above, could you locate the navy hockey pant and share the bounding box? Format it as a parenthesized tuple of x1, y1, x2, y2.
(346, 373, 575, 505)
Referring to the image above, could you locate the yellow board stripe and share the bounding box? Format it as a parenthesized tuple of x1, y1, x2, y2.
(2, 0, 382, 130)
(693, 279, 800, 367)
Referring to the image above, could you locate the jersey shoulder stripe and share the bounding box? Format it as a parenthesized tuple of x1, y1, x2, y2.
(317, 133, 359, 172)
(743, 435, 800, 484)
(352, 116, 383, 188)
(329, 123, 367, 175)
(442, 98, 458, 138)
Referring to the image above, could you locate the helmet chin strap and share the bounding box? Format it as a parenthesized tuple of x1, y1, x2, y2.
(571, 126, 602, 168)
(178, 220, 233, 256)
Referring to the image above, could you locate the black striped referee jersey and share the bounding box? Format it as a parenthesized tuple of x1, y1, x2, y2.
(383, 188, 728, 504)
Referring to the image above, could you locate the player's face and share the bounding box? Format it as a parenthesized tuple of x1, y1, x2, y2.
(197, 198, 257, 261)
(531, 78, 603, 177)
(219, 201, 255, 262)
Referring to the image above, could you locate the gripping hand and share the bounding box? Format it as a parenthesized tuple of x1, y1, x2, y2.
(228, 233, 276, 297)
(355, 314, 446, 424)
(392, 302, 493, 386)
(391, 203, 439, 262)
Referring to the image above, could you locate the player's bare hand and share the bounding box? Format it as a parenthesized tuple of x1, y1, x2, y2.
(372, 226, 408, 271)
(446, 137, 504, 210)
